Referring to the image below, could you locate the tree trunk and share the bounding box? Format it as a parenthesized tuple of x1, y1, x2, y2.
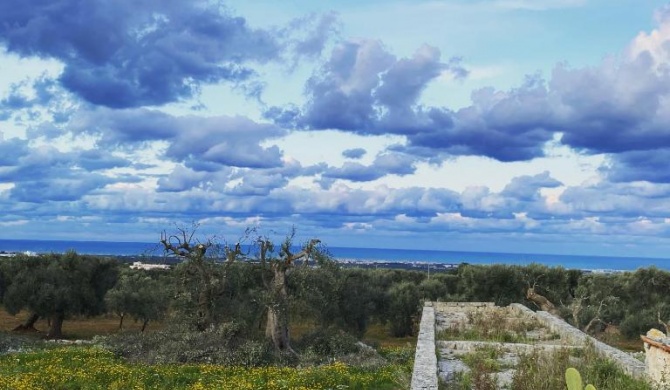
(46, 312, 65, 339)
(526, 287, 560, 317)
(141, 319, 149, 332)
(265, 266, 294, 353)
(195, 261, 213, 331)
(13, 312, 40, 332)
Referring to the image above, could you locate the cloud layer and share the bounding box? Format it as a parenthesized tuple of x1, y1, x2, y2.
(1, 0, 670, 256)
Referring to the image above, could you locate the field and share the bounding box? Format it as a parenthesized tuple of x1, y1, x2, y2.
(0, 346, 412, 390)
(0, 309, 415, 390)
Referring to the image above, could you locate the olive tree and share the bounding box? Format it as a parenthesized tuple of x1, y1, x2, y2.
(256, 230, 322, 354)
(160, 225, 244, 330)
(3, 252, 118, 338)
(105, 269, 171, 331)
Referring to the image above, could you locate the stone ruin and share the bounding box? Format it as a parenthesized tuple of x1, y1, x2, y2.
(642, 328, 670, 387)
(410, 301, 647, 390)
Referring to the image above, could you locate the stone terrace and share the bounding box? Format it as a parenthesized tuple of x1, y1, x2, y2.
(410, 302, 645, 389)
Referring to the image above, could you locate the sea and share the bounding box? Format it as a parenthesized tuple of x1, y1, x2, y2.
(1, 239, 669, 272)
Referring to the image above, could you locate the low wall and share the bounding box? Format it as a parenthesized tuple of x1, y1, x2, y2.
(411, 304, 438, 390)
(508, 304, 645, 378)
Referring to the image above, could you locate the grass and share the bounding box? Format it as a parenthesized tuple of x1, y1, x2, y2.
(0, 308, 416, 389)
(512, 344, 651, 390)
(442, 344, 652, 390)
(437, 308, 545, 344)
(0, 346, 412, 390)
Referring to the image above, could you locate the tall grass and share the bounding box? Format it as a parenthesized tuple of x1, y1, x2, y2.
(511, 344, 652, 390)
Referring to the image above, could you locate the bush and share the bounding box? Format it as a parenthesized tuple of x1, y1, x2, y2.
(100, 322, 275, 366)
(386, 282, 420, 337)
(296, 326, 360, 358)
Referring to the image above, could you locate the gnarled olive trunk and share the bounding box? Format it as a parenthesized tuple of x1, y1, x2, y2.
(194, 260, 214, 331)
(46, 312, 65, 339)
(13, 312, 40, 332)
(265, 265, 294, 353)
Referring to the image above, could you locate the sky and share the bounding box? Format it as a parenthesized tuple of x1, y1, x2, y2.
(2, 0, 670, 258)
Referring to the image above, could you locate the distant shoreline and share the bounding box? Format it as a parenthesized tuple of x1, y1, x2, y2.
(0, 250, 631, 274)
(1, 238, 668, 271)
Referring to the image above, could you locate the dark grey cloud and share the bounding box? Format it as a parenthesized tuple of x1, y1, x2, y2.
(226, 172, 289, 196)
(157, 157, 321, 195)
(342, 148, 366, 159)
(323, 152, 417, 182)
(0, 142, 138, 203)
(501, 171, 562, 201)
(0, 137, 30, 166)
(266, 40, 559, 162)
(263, 13, 670, 171)
(605, 149, 670, 183)
(71, 108, 287, 169)
(294, 41, 468, 135)
(156, 165, 212, 193)
(0, 0, 335, 108)
(10, 174, 115, 203)
(407, 78, 556, 161)
(552, 55, 670, 154)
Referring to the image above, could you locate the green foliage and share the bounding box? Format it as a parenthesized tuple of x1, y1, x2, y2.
(566, 367, 597, 390)
(2, 252, 119, 336)
(456, 264, 525, 305)
(295, 326, 360, 360)
(386, 281, 420, 337)
(566, 367, 585, 390)
(104, 268, 171, 331)
(418, 277, 448, 301)
(101, 321, 276, 366)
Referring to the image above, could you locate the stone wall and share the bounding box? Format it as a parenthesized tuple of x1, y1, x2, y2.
(410, 304, 438, 390)
(415, 302, 647, 387)
(509, 303, 646, 378)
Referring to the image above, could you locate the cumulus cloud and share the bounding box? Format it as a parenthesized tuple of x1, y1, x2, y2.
(0, 0, 337, 108)
(500, 171, 562, 201)
(264, 8, 670, 171)
(266, 40, 467, 135)
(267, 39, 561, 162)
(0, 141, 138, 203)
(70, 108, 288, 170)
(323, 152, 418, 182)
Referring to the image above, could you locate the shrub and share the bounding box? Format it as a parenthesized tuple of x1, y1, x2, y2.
(296, 326, 360, 358)
(100, 322, 275, 366)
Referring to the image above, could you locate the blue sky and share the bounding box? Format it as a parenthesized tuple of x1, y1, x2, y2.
(2, 0, 670, 258)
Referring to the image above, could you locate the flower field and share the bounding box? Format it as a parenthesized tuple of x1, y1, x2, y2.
(0, 347, 411, 390)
